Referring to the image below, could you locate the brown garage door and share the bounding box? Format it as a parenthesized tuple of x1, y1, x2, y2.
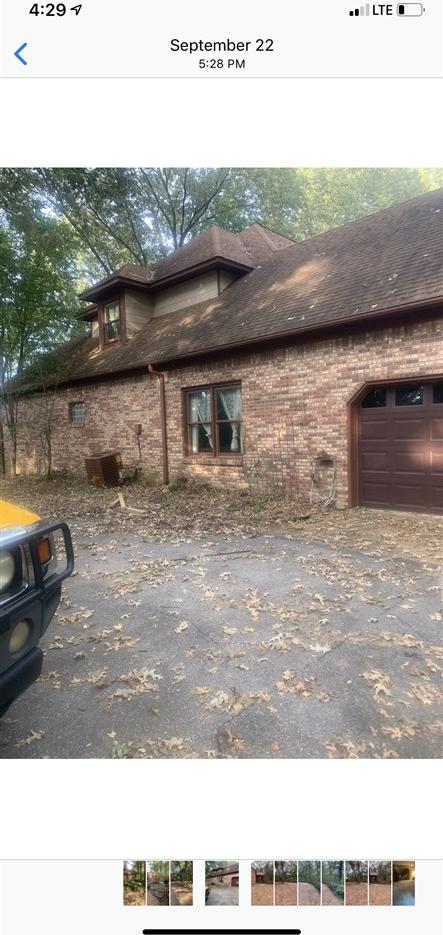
(358, 380, 443, 514)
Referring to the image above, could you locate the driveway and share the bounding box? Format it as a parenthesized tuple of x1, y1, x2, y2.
(206, 887, 239, 906)
(0, 489, 442, 758)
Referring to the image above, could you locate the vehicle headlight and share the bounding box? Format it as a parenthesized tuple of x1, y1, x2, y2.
(0, 551, 15, 593)
(9, 620, 31, 654)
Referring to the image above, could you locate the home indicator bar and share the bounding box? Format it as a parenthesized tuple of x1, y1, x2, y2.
(142, 930, 302, 934)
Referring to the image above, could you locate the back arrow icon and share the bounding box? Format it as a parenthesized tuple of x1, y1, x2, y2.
(14, 42, 28, 65)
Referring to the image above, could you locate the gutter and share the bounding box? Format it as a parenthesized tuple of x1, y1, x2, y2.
(148, 364, 169, 486)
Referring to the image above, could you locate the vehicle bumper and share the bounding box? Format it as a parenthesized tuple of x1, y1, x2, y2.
(0, 647, 43, 710)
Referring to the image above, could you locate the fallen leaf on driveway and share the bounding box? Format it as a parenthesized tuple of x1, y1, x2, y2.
(16, 730, 45, 748)
(175, 621, 189, 633)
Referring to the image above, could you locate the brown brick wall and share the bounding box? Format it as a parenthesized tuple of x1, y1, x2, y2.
(2, 314, 442, 505)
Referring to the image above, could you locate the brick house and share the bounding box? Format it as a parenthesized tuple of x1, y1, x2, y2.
(4, 189, 443, 513)
(206, 865, 239, 886)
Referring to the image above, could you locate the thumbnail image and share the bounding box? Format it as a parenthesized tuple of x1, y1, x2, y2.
(393, 861, 415, 906)
(274, 861, 298, 906)
(321, 861, 344, 906)
(369, 861, 392, 906)
(345, 861, 368, 906)
(251, 861, 274, 906)
(205, 862, 239, 906)
(298, 861, 321, 906)
(123, 860, 146, 906)
(146, 861, 170, 906)
(170, 861, 193, 906)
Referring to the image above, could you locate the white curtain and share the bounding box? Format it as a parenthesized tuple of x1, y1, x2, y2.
(190, 391, 212, 451)
(218, 388, 242, 451)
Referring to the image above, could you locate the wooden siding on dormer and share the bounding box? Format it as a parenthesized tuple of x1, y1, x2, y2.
(124, 289, 154, 336)
(153, 270, 231, 318)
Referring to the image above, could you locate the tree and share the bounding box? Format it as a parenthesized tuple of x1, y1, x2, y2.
(3, 167, 441, 286)
(0, 221, 79, 473)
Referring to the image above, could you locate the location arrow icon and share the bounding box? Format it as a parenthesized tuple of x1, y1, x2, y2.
(14, 42, 28, 65)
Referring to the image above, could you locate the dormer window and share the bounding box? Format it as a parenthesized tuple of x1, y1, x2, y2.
(104, 301, 121, 343)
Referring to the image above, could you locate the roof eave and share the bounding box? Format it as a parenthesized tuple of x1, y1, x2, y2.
(81, 256, 254, 302)
(147, 295, 443, 367)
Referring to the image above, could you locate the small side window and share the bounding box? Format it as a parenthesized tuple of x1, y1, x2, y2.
(395, 385, 423, 406)
(433, 383, 443, 404)
(104, 302, 121, 342)
(361, 387, 387, 408)
(69, 401, 86, 425)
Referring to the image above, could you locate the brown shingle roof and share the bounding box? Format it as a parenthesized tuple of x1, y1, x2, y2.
(39, 190, 443, 385)
(82, 224, 295, 300)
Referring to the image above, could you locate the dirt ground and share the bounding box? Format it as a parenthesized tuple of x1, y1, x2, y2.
(369, 884, 391, 905)
(251, 883, 274, 905)
(145, 890, 164, 906)
(321, 884, 343, 906)
(298, 883, 321, 905)
(123, 889, 145, 906)
(345, 883, 368, 905)
(275, 882, 297, 905)
(1, 477, 442, 759)
(171, 882, 193, 905)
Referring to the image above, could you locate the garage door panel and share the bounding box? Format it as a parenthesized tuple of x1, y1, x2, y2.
(358, 383, 442, 515)
(430, 487, 443, 511)
(360, 482, 390, 506)
(393, 485, 427, 509)
(392, 450, 428, 473)
(431, 418, 443, 440)
(430, 451, 443, 475)
(360, 451, 390, 471)
(360, 419, 392, 440)
(391, 419, 427, 441)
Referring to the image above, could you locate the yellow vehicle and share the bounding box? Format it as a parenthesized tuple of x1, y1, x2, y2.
(0, 499, 74, 716)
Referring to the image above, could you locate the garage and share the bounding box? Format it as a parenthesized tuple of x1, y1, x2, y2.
(358, 379, 443, 514)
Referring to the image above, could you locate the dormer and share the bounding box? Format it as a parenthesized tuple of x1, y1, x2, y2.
(78, 224, 296, 343)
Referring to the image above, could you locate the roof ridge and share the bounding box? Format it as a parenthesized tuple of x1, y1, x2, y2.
(242, 222, 298, 246)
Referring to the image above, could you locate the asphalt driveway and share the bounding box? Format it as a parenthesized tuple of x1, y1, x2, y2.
(1, 505, 441, 758)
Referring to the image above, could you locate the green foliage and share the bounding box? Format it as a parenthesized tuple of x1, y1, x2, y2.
(123, 860, 146, 889)
(0, 220, 80, 387)
(171, 861, 193, 883)
(346, 861, 368, 883)
(327, 882, 344, 901)
(275, 861, 298, 883)
(322, 861, 344, 885)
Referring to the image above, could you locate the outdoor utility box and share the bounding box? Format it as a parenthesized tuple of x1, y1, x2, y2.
(84, 451, 122, 487)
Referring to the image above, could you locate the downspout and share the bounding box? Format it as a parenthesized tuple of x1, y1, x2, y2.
(148, 364, 169, 486)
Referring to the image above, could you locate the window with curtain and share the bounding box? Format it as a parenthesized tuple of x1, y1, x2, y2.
(186, 384, 242, 455)
(103, 301, 121, 342)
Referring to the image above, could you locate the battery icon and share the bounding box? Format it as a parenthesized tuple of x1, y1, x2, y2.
(397, 3, 424, 14)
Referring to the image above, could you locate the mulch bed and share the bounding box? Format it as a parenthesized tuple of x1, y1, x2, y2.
(251, 883, 274, 906)
(345, 883, 368, 905)
(2, 475, 441, 566)
(274, 882, 297, 905)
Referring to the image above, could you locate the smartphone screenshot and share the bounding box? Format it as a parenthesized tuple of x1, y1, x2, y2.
(0, 1, 442, 932)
